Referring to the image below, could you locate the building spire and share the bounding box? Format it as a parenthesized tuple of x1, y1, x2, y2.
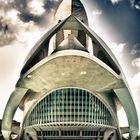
(55, 0, 88, 25)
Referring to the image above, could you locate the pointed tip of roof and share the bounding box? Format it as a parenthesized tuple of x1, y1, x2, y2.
(55, 0, 88, 25)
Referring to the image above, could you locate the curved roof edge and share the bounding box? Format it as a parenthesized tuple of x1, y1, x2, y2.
(21, 15, 120, 75)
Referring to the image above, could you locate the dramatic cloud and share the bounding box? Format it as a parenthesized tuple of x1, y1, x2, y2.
(44, 0, 62, 13)
(0, 1, 19, 46)
(0, 14, 18, 46)
(0, 6, 44, 47)
(135, 4, 140, 10)
(13, 0, 61, 24)
(132, 57, 140, 68)
(110, 0, 140, 10)
(110, 42, 126, 59)
(129, 0, 140, 10)
(28, 0, 45, 16)
(0, 0, 63, 47)
(110, 0, 122, 5)
(92, 9, 102, 15)
(131, 43, 140, 56)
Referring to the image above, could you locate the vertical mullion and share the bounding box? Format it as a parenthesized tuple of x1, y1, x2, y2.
(97, 98, 99, 124)
(46, 95, 47, 123)
(85, 91, 87, 122)
(99, 101, 102, 124)
(91, 96, 94, 124)
(96, 98, 98, 124)
(82, 90, 84, 122)
(70, 88, 72, 122)
(61, 89, 65, 122)
(101, 102, 103, 125)
(42, 99, 44, 124)
(51, 94, 53, 123)
(48, 95, 50, 123)
(43, 97, 44, 124)
(89, 93, 91, 123)
(98, 99, 99, 124)
(66, 88, 68, 122)
(105, 107, 107, 125)
(37, 104, 41, 124)
(74, 88, 75, 123)
(54, 92, 55, 123)
(94, 97, 96, 124)
(78, 89, 80, 123)
(103, 104, 105, 124)
(40, 102, 42, 125)
(37, 103, 39, 125)
(59, 90, 61, 122)
(55, 92, 57, 122)
(36, 105, 38, 125)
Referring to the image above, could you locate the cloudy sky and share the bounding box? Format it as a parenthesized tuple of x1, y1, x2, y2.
(0, 0, 140, 128)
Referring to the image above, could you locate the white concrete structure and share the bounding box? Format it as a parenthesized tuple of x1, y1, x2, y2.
(2, 0, 139, 139)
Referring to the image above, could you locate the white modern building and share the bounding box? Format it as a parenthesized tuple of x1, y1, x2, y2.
(2, 0, 139, 139)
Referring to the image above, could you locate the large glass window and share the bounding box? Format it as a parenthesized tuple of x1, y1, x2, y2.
(26, 88, 114, 126)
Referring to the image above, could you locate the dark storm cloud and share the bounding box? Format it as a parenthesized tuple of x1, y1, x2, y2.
(43, 0, 62, 13)
(19, 12, 44, 24)
(0, 1, 17, 46)
(13, 0, 62, 25)
(0, 0, 63, 46)
(14, 0, 43, 24)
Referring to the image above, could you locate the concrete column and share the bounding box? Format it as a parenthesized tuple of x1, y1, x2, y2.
(114, 88, 139, 140)
(2, 88, 28, 140)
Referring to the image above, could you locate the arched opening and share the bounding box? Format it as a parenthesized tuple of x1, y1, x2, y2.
(24, 88, 116, 139)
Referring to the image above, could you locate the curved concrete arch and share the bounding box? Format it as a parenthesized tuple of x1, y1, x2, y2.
(114, 88, 139, 140)
(22, 15, 120, 75)
(2, 88, 28, 139)
(22, 50, 120, 79)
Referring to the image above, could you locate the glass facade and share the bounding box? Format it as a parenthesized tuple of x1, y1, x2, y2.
(26, 88, 114, 127)
(36, 130, 106, 139)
